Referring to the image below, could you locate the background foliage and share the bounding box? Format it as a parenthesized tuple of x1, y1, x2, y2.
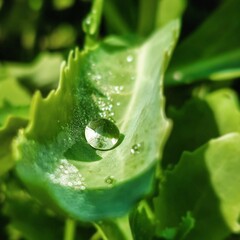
(1, 0, 240, 239)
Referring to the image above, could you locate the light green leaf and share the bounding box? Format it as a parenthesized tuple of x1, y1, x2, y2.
(0, 117, 28, 176)
(0, 78, 30, 175)
(15, 20, 180, 221)
(155, 133, 240, 240)
(165, 0, 240, 85)
(156, 0, 187, 28)
(0, 53, 63, 89)
(162, 88, 240, 166)
(0, 78, 31, 108)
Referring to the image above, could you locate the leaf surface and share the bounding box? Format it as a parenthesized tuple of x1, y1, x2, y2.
(15, 21, 180, 221)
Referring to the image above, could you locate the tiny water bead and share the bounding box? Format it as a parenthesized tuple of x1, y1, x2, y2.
(105, 176, 116, 185)
(82, 15, 92, 34)
(85, 118, 120, 150)
(126, 55, 134, 63)
(130, 143, 143, 155)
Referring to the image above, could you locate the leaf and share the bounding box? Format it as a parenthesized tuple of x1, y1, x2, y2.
(162, 88, 240, 167)
(0, 78, 31, 108)
(155, 133, 240, 240)
(3, 191, 64, 240)
(0, 117, 28, 176)
(130, 201, 155, 240)
(156, 0, 187, 28)
(165, 0, 240, 85)
(0, 78, 30, 175)
(159, 212, 195, 240)
(14, 20, 180, 221)
(0, 53, 63, 89)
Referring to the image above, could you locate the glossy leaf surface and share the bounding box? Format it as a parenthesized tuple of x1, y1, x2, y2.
(15, 21, 179, 221)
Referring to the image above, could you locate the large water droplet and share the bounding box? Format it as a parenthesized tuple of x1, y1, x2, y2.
(85, 119, 120, 150)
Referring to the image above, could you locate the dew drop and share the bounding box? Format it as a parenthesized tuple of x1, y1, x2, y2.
(105, 176, 116, 185)
(173, 71, 183, 81)
(82, 15, 92, 35)
(80, 185, 86, 190)
(85, 118, 120, 150)
(130, 143, 143, 155)
(126, 55, 134, 63)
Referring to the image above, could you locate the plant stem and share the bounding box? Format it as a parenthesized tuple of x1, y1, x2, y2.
(84, 0, 104, 49)
(94, 214, 133, 240)
(64, 218, 76, 240)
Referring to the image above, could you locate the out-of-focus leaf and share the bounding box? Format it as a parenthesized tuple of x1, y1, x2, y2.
(156, 0, 187, 28)
(0, 78, 30, 108)
(0, 102, 29, 127)
(0, 117, 28, 176)
(155, 133, 240, 240)
(3, 188, 64, 240)
(159, 212, 195, 240)
(15, 20, 179, 221)
(0, 53, 63, 88)
(165, 0, 240, 85)
(0, 78, 30, 175)
(162, 88, 240, 166)
(130, 201, 155, 240)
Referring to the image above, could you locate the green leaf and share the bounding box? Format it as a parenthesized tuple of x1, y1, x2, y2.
(14, 20, 180, 221)
(0, 78, 31, 108)
(130, 201, 155, 240)
(162, 88, 240, 166)
(165, 0, 240, 85)
(159, 212, 195, 240)
(0, 78, 30, 175)
(155, 133, 240, 240)
(155, 0, 187, 28)
(83, 0, 104, 49)
(0, 117, 28, 176)
(0, 53, 63, 89)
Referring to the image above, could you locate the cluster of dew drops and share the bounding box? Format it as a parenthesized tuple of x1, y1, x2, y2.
(60, 54, 143, 189)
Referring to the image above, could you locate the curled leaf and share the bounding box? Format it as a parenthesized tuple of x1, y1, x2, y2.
(15, 20, 179, 221)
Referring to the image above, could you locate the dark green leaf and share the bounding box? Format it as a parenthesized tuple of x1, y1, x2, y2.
(165, 0, 240, 85)
(155, 133, 240, 240)
(130, 201, 155, 240)
(162, 88, 240, 166)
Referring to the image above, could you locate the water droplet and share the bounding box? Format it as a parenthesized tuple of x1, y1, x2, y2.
(130, 143, 143, 154)
(126, 55, 134, 63)
(68, 182, 73, 187)
(80, 185, 86, 190)
(114, 86, 124, 94)
(173, 71, 183, 81)
(85, 119, 120, 150)
(105, 176, 116, 185)
(82, 15, 92, 34)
